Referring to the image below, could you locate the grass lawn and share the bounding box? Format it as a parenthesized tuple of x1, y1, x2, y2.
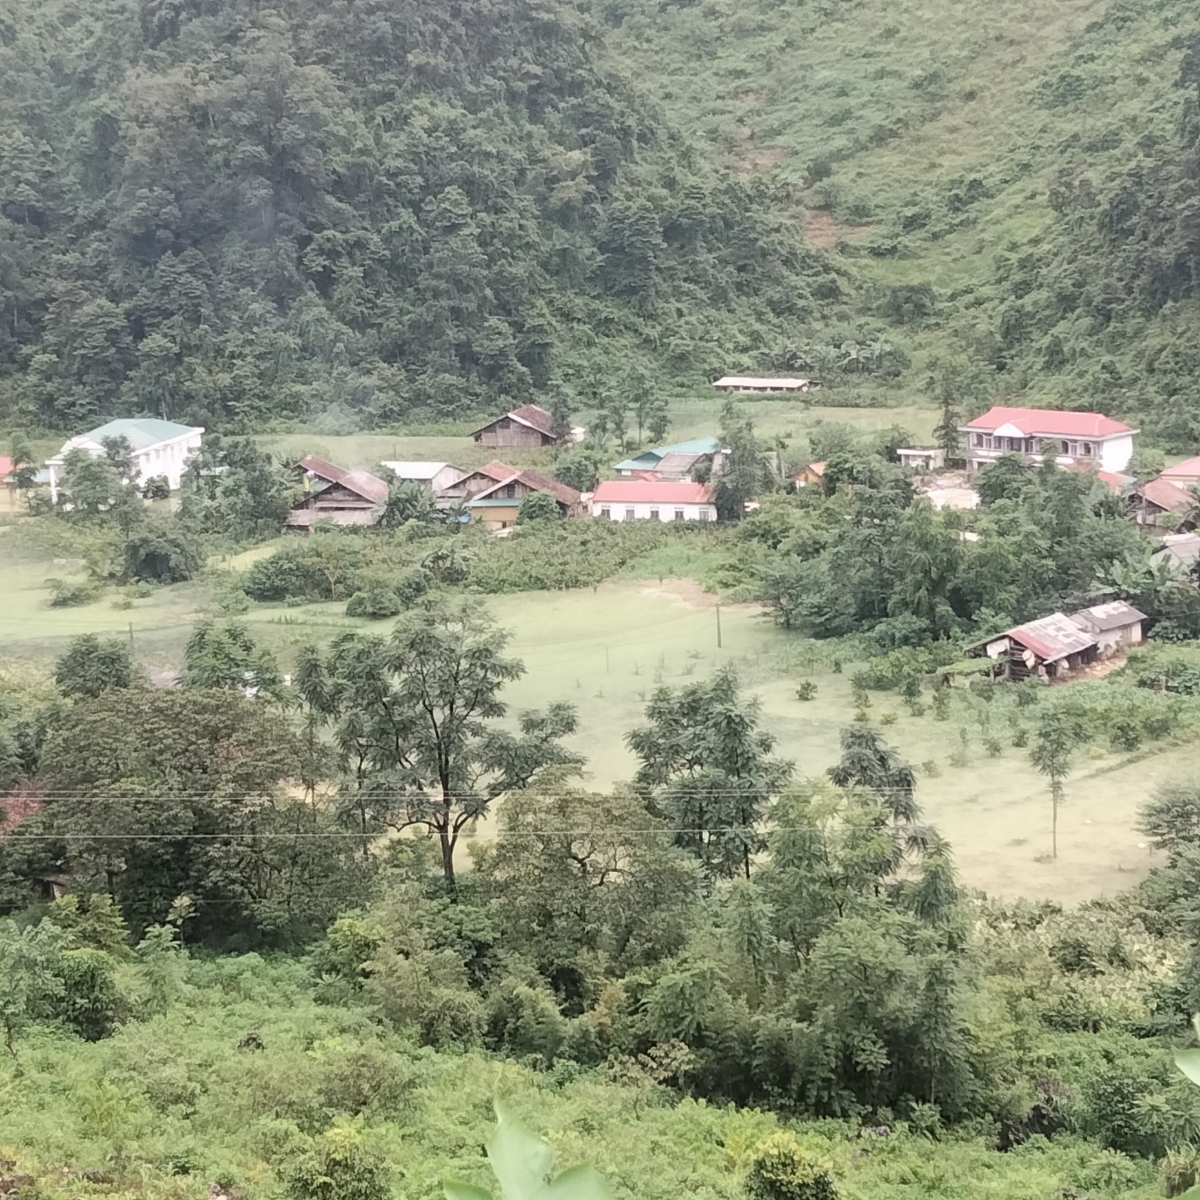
(0, 540, 1177, 904)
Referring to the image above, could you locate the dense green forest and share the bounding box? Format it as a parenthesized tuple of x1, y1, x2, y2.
(0, 0, 834, 432)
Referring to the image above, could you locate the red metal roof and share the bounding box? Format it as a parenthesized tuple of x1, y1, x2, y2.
(1162, 455, 1200, 481)
(1138, 477, 1193, 515)
(964, 406, 1133, 438)
(1063, 463, 1125, 492)
(592, 480, 714, 505)
(473, 467, 580, 507)
(471, 405, 557, 438)
(300, 454, 351, 483)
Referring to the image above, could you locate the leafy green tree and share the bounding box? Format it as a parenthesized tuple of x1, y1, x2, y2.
(443, 1106, 610, 1200)
(296, 603, 582, 883)
(475, 779, 699, 971)
(54, 634, 137, 700)
(379, 480, 437, 529)
(1139, 780, 1200, 862)
(57, 448, 125, 517)
(123, 519, 202, 583)
(183, 621, 282, 698)
(974, 453, 1032, 506)
(0, 919, 64, 1055)
(744, 1133, 837, 1200)
(286, 1124, 390, 1200)
(827, 726, 919, 823)
(628, 667, 791, 879)
(8, 431, 38, 497)
(553, 450, 601, 494)
(1029, 714, 1077, 860)
(517, 491, 560, 524)
(714, 403, 766, 521)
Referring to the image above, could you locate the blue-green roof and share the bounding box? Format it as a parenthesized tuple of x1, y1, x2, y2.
(615, 437, 723, 472)
(466, 498, 523, 508)
(83, 418, 199, 451)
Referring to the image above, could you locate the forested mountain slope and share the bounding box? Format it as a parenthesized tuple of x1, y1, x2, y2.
(0, 0, 834, 432)
(610, 0, 1200, 446)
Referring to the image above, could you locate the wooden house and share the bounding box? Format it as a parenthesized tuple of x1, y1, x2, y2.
(966, 613, 1099, 682)
(1129, 478, 1195, 530)
(472, 404, 560, 448)
(379, 461, 466, 495)
(793, 461, 827, 488)
(1069, 602, 1146, 657)
(287, 458, 389, 529)
(459, 462, 581, 529)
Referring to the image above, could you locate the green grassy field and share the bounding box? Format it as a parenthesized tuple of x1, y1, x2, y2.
(2, 513, 1183, 903)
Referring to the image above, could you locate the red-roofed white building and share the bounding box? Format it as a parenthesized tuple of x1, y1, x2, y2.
(591, 480, 716, 523)
(960, 406, 1136, 475)
(1161, 455, 1200, 486)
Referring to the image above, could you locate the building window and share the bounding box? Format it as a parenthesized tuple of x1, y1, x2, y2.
(674, 508, 684, 521)
(649, 508, 659, 521)
(1060, 440, 1070, 455)
(625, 508, 635, 521)
(973, 433, 984, 447)
(1081, 442, 1093, 455)
(600, 507, 610, 520)
(698, 509, 710, 522)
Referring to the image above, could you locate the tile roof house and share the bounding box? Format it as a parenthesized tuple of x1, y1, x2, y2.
(1130, 477, 1196, 529)
(1156, 532, 1200, 574)
(793, 461, 827, 488)
(472, 404, 561, 448)
(287, 460, 389, 529)
(615, 437, 727, 482)
(1161, 455, 1200, 486)
(960, 406, 1136, 475)
(47, 417, 204, 503)
(455, 460, 582, 528)
(590, 480, 716, 522)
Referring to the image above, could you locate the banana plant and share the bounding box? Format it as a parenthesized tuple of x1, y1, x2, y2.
(444, 1107, 610, 1200)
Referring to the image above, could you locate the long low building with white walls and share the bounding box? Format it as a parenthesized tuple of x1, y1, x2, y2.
(47, 417, 203, 502)
(590, 479, 716, 522)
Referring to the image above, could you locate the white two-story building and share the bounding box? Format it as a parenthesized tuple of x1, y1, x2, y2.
(591, 480, 716, 522)
(47, 417, 204, 503)
(960, 406, 1135, 475)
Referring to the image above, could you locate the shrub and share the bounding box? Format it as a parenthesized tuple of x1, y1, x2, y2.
(517, 491, 561, 524)
(55, 949, 124, 1041)
(46, 577, 100, 607)
(796, 682, 818, 701)
(744, 1132, 838, 1200)
(283, 1125, 390, 1200)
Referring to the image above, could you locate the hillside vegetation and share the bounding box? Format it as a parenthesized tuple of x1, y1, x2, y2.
(0, 0, 835, 432)
(611, 0, 1200, 445)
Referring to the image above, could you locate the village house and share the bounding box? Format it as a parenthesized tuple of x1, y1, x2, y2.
(793, 461, 826, 488)
(967, 602, 1147, 681)
(966, 613, 1100, 682)
(713, 376, 819, 394)
(1069, 601, 1147, 656)
(46, 417, 204, 504)
(287, 456, 389, 529)
(462, 463, 581, 529)
(1161, 455, 1200, 487)
(614, 437, 727, 482)
(379, 461, 466, 496)
(960, 406, 1136, 475)
(896, 447, 945, 472)
(1156, 532, 1200, 575)
(472, 403, 561, 448)
(591, 480, 716, 522)
(1129, 477, 1195, 530)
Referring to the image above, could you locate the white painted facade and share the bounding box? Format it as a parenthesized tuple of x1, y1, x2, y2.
(962, 425, 1134, 474)
(590, 498, 715, 522)
(47, 419, 203, 503)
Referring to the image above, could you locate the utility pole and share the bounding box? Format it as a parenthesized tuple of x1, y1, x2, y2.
(716, 603, 722, 649)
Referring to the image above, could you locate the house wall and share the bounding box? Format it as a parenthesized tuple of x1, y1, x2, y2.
(477, 419, 552, 448)
(590, 499, 716, 522)
(1100, 434, 1134, 473)
(48, 429, 202, 502)
(472, 503, 520, 529)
